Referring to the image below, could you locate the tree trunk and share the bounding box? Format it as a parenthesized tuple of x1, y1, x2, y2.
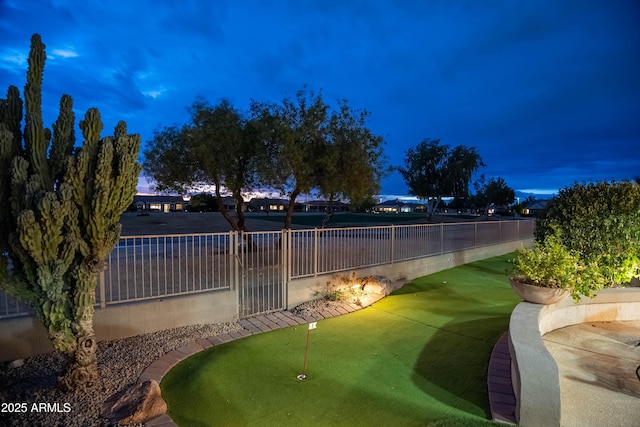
(426, 197, 442, 221)
(233, 191, 248, 232)
(320, 199, 335, 229)
(284, 188, 300, 230)
(214, 185, 239, 231)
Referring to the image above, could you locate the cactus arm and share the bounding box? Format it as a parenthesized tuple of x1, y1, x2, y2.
(50, 94, 75, 183)
(23, 34, 52, 191)
(0, 86, 23, 155)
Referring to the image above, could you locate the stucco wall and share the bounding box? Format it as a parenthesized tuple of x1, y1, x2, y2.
(0, 289, 238, 362)
(288, 239, 532, 309)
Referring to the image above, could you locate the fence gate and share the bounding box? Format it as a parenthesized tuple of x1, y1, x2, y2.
(237, 231, 287, 318)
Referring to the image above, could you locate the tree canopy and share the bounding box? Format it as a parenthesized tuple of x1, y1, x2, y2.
(473, 175, 515, 214)
(252, 89, 329, 229)
(253, 88, 387, 228)
(398, 138, 484, 219)
(143, 99, 260, 231)
(145, 88, 387, 230)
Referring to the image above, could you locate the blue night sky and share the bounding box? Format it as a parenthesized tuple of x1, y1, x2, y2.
(1, 0, 639, 200)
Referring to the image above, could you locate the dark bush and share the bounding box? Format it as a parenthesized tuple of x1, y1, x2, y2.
(536, 181, 640, 286)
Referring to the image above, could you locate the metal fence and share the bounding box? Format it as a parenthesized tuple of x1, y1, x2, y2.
(0, 219, 534, 319)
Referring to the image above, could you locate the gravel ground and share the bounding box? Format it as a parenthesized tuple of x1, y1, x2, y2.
(0, 300, 340, 427)
(0, 322, 244, 427)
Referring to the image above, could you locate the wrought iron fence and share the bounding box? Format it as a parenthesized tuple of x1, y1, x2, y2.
(0, 219, 534, 319)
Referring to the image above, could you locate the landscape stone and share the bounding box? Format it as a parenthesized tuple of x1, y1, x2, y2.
(101, 379, 167, 426)
(8, 359, 24, 369)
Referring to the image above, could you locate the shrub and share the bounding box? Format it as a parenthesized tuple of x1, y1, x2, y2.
(322, 271, 371, 305)
(536, 181, 640, 287)
(512, 232, 580, 290)
(512, 230, 608, 301)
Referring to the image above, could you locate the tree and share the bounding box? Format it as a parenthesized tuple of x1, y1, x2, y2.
(255, 88, 387, 228)
(253, 88, 329, 229)
(350, 195, 378, 213)
(473, 176, 515, 215)
(398, 138, 483, 219)
(0, 35, 141, 389)
(143, 99, 259, 232)
(316, 99, 387, 227)
(189, 193, 218, 212)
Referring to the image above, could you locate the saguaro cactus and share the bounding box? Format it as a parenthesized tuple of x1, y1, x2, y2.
(0, 34, 141, 389)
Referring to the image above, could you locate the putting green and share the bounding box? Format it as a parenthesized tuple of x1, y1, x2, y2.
(162, 254, 520, 426)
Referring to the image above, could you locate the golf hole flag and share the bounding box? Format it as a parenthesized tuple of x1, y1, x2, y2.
(298, 322, 317, 380)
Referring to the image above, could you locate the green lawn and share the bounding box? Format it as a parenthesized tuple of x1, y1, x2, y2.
(256, 212, 478, 227)
(161, 254, 520, 426)
(256, 212, 426, 226)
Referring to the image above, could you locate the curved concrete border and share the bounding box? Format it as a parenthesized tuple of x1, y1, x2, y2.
(508, 288, 640, 426)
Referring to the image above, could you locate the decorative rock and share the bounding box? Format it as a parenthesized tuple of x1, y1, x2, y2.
(101, 379, 167, 426)
(8, 359, 24, 369)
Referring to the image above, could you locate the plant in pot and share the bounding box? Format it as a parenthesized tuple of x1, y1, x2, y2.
(510, 231, 580, 304)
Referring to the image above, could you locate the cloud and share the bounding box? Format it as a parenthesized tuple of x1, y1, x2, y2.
(1, 0, 638, 199)
(50, 48, 78, 59)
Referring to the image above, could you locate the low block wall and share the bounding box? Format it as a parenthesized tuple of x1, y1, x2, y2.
(288, 239, 533, 309)
(508, 287, 640, 427)
(0, 289, 238, 362)
(0, 238, 532, 362)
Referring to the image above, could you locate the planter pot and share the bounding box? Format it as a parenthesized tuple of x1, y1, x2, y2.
(509, 278, 569, 304)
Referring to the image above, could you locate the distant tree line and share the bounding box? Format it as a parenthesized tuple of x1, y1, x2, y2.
(143, 88, 388, 230)
(398, 138, 516, 218)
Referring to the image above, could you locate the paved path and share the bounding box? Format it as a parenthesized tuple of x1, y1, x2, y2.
(544, 320, 640, 427)
(487, 321, 640, 426)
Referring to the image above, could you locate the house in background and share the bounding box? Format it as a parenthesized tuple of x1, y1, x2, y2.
(302, 200, 350, 212)
(373, 199, 419, 213)
(522, 199, 549, 216)
(220, 196, 247, 212)
(133, 195, 185, 212)
(247, 197, 290, 212)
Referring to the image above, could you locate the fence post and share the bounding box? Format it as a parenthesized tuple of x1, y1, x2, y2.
(390, 224, 395, 264)
(440, 223, 444, 254)
(283, 229, 290, 309)
(474, 222, 477, 248)
(229, 230, 239, 318)
(314, 228, 319, 277)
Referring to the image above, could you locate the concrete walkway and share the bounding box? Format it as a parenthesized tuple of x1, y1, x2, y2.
(543, 320, 640, 427)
